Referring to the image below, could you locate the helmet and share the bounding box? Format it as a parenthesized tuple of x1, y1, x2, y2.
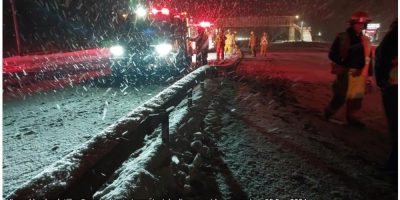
(349, 11, 371, 23)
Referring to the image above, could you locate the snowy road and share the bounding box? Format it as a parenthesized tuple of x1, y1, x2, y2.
(201, 51, 395, 199)
(3, 83, 166, 196)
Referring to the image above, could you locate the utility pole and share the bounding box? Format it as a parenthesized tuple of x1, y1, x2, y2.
(10, 0, 22, 55)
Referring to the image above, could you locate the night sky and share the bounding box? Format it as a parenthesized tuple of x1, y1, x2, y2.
(170, 0, 397, 39)
(3, 0, 398, 56)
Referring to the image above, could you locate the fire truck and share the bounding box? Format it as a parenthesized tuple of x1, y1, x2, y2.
(3, 0, 190, 96)
(102, 3, 191, 86)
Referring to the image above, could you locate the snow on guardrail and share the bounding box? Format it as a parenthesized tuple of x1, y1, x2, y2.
(6, 65, 217, 199)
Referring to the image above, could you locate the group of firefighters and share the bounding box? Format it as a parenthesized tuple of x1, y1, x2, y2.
(193, 27, 242, 65)
(209, 28, 268, 61)
(248, 31, 269, 57)
(214, 29, 241, 62)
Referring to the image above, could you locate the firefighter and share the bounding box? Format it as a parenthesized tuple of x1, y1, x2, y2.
(323, 11, 373, 128)
(260, 32, 268, 56)
(232, 31, 237, 54)
(224, 30, 234, 55)
(249, 31, 257, 57)
(375, 19, 398, 173)
(214, 28, 226, 62)
(195, 27, 209, 66)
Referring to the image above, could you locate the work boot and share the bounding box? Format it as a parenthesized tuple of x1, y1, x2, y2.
(346, 99, 364, 128)
(323, 108, 333, 121)
(347, 117, 365, 128)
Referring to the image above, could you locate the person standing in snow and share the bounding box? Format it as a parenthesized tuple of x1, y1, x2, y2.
(249, 31, 257, 57)
(231, 31, 237, 54)
(323, 11, 373, 128)
(214, 28, 226, 62)
(224, 30, 234, 55)
(195, 27, 209, 66)
(260, 32, 269, 56)
(375, 18, 398, 173)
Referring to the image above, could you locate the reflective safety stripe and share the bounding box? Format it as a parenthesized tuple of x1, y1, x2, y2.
(361, 36, 371, 76)
(261, 36, 268, 45)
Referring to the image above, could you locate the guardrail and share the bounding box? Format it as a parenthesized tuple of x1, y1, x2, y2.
(6, 64, 225, 199)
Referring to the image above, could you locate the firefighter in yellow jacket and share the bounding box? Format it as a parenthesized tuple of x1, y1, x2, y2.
(224, 30, 234, 55)
(324, 11, 373, 128)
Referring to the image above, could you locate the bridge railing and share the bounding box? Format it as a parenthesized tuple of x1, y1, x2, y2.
(216, 16, 296, 28)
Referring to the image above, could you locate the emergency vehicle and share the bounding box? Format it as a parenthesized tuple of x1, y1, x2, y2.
(3, 0, 191, 96)
(103, 4, 191, 86)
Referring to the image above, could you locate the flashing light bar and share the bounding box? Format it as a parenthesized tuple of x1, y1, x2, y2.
(151, 8, 170, 15)
(198, 21, 212, 28)
(161, 8, 170, 15)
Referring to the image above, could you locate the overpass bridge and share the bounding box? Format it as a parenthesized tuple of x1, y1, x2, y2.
(216, 16, 312, 42)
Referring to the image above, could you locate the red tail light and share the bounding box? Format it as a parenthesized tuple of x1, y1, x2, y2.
(151, 8, 169, 15)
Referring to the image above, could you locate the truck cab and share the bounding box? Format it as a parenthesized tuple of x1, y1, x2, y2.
(104, 6, 190, 86)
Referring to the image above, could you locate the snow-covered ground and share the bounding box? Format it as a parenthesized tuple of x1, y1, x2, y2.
(3, 49, 396, 199)
(3, 83, 166, 196)
(200, 51, 396, 199)
(2, 51, 236, 197)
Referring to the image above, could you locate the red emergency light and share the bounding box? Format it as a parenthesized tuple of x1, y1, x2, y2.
(198, 21, 212, 28)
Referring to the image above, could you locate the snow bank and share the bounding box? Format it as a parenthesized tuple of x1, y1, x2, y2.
(92, 133, 169, 200)
(6, 65, 219, 199)
(72, 57, 242, 199)
(93, 78, 217, 199)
